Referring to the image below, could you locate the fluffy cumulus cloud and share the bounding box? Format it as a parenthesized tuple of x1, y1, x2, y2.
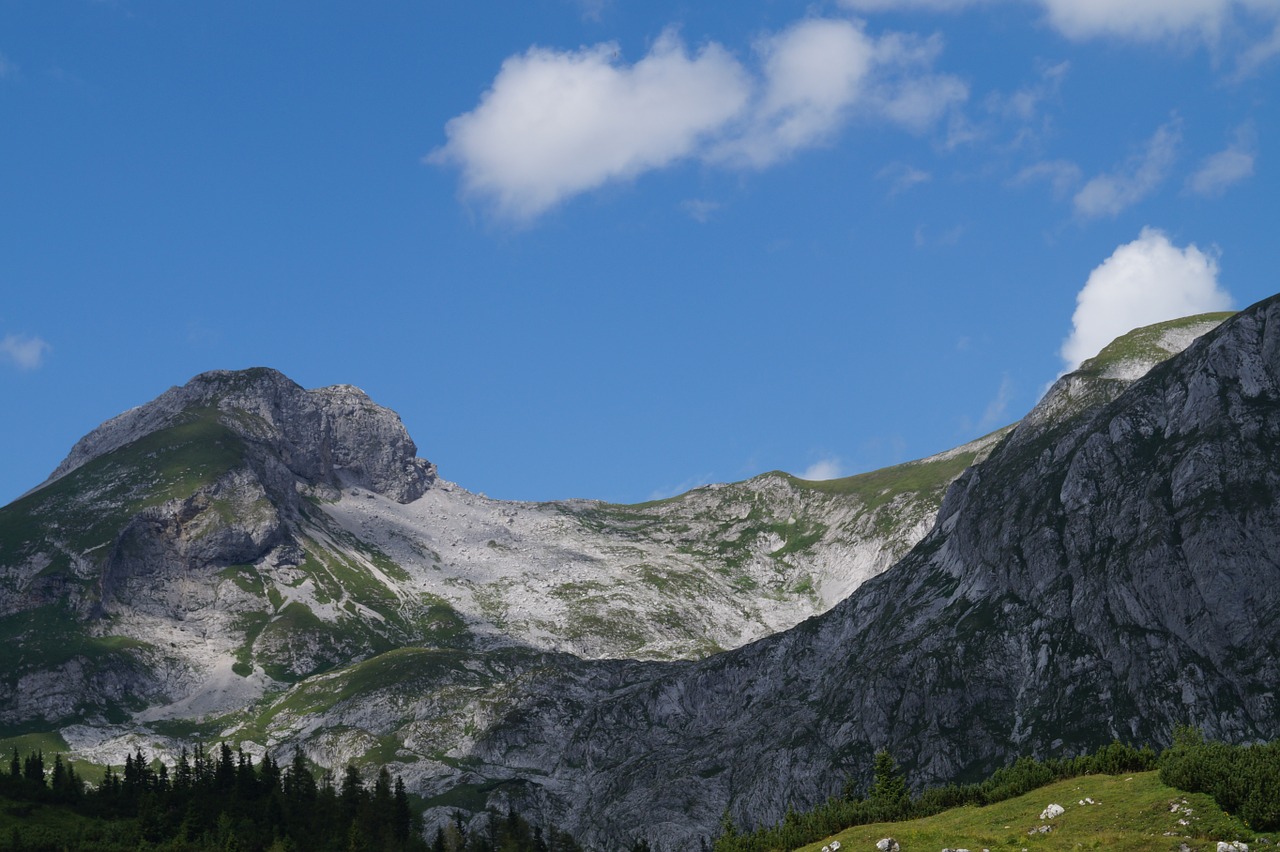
(429, 32, 751, 220)
(1073, 119, 1181, 219)
(433, 18, 966, 219)
(0, 333, 51, 370)
(712, 19, 879, 167)
(1060, 228, 1233, 371)
(1186, 125, 1256, 196)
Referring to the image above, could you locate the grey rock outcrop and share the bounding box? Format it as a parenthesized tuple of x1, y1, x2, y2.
(44, 367, 435, 504)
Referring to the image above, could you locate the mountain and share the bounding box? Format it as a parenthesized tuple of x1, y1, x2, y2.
(1, 366, 999, 731)
(0, 302, 1256, 849)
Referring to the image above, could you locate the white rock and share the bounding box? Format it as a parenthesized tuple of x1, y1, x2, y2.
(1039, 803, 1065, 820)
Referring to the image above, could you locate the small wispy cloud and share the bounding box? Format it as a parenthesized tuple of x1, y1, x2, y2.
(0, 333, 51, 370)
(846, 0, 1280, 77)
(1073, 118, 1181, 219)
(1185, 124, 1256, 197)
(799, 458, 845, 481)
(877, 162, 932, 196)
(574, 0, 611, 22)
(978, 374, 1014, 430)
(986, 60, 1069, 123)
(1013, 159, 1083, 198)
(913, 223, 964, 247)
(680, 199, 722, 223)
(1234, 21, 1280, 79)
(647, 473, 716, 501)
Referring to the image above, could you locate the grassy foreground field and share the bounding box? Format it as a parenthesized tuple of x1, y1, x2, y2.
(798, 772, 1268, 852)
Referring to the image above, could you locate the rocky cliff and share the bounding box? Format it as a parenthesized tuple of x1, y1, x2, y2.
(452, 300, 1277, 846)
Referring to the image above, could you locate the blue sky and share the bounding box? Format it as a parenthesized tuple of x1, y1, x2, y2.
(1, 0, 1277, 506)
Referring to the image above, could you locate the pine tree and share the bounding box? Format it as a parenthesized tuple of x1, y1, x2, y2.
(868, 749, 909, 818)
(175, 747, 194, 794)
(22, 751, 44, 787)
(50, 754, 66, 796)
(393, 776, 413, 842)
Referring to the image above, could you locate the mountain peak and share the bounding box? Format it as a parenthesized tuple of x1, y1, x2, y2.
(43, 367, 434, 503)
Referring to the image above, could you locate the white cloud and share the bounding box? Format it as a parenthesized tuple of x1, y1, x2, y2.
(1185, 125, 1256, 196)
(1234, 21, 1280, 77)
(1073, 119, 1181, 218)
(429, 32, 752, 220)
(1060, 227, 1232, 371)
(800, 458, 845, 480)
(1013, 159, 1083, 197)
(434, 18, 966, 219)
(711, 19, 877, 167)
(1038, 0, 1235, 41)
(877, 162, 932, 195)
(574, 0, 611, 22)
(680, 198, 722, 222)
(843, 0, 1280, 53)
(711, 25, 967, 165)
(986, 61, 1069, 123)
(0, 333, 51, 370)
(865, 32, 968, 132)
(978, 374, 1014, 430)
(873, 72, 969, 132)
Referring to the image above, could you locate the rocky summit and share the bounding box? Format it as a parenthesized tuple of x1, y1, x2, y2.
(3, 299, 1275, 849)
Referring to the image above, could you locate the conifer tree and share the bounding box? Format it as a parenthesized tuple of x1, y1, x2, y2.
(21, 751, 44, 787)
(868, 749, 909, 818)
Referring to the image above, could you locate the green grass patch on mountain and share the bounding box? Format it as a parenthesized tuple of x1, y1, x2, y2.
(782, 450, 977, 511)
(0, 408, 245, 563)
(1077, 312, 1233, 379)
(796, 772, 1257, 852)
(0, 606, 149, 678)
(246, 647, 476, 734)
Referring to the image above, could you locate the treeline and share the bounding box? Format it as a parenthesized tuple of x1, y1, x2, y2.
(713, 741, 1159, 852)
(0, 743, 583, 852)
(1159, 727, 1280, 831)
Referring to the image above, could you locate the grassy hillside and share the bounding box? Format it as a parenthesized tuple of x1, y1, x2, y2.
(799, 772, 1262, 852)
